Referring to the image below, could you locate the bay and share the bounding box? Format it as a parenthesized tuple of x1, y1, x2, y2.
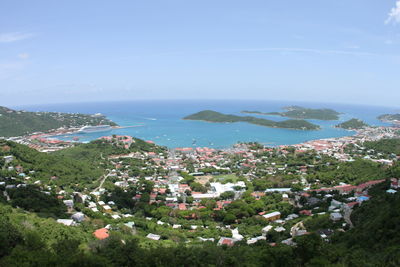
(15, 100, 396, 149)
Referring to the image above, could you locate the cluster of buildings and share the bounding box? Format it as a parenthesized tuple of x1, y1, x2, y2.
(99, 135, 134, 149)
(2, 124, 399, 246)
(292, 126, 399, 164)
(4, 130, 76, 152)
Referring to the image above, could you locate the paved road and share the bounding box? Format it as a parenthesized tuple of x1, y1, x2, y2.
(93, 171, 112, 193)
(92, 153, 111, 193)
(344, 208, 354, 228)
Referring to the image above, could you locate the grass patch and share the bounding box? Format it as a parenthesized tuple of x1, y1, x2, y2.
(213, 174, 238, 184)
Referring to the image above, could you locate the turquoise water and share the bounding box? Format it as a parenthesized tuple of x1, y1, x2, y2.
(17, 100, 397, 149)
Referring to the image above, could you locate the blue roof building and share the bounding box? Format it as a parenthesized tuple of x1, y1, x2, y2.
(357, 196, 370, 203)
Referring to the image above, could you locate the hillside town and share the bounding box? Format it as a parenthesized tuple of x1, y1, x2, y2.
(1, 124, 399, 247)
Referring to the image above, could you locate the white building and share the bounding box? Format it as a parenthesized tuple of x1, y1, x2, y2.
(262, 225, 273, 233)
(147, 233, 161, 240)
(265, 188, 291, 193)
(210, 181, 246, 196)
(57, 219, 75, 226)
(192, 193, 218, 200)
(63, 200, 74, 208)
(71, 212, 85, 222)
(330, 212, 343, 221)
(231, 228, 244, 241)
(263, 211, 281, 221)
(3, 155, 13, 163)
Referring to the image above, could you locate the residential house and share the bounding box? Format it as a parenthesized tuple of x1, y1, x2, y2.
(93, 228, 109, 240)
(263, 211, 281, 221)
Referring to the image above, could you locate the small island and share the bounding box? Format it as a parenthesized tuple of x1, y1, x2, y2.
(183, 110, 320, 130)
(336, 118, 369, 130)
(242, 105, 341, 120)
(377, 114, 400, 124)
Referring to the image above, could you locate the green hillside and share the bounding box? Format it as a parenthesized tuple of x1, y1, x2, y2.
(184, 110, 320, 130)
(0, 139, 104, 190)
(0, 180, 399, 266)
(0, 106, 117, 137)
(243, 106, 341, 120)
(336, 118, 369, 129)
(0, 138, 165, 190)
(363, 138, 400, 155)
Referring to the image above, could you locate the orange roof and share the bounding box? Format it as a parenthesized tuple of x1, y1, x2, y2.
(221, 239, 234, 246)
(178, 203, 187, 210)
(93, 228, 109, 240)
(300, 210, 312, 216)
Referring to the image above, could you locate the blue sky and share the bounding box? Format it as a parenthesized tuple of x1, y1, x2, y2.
(0, 0, 399, 107)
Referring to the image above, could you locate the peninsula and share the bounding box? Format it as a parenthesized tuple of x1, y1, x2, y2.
(336, 118, 369, 130)
(242, 105, 341, 120)
(378, 113, 400, 124)
(0, 106, 117, 137)
(183, 110, 320, 130)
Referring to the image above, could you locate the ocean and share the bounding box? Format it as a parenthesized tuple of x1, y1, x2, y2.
(15, 100, 397, 149)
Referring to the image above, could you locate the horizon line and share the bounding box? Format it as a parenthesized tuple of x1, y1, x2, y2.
(6, 98, 400, 110)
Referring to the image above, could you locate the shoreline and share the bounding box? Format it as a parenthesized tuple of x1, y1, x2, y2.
(28, 127, 361, 152)
(56, 125, 387, 150)
(240, 111, 340, 121)
(47, 124, 144, 137)
(5, 121, 397, 153)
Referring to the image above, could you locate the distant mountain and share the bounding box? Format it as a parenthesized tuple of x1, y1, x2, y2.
(242, 106, 341, 120)
(336, 118, 369, 130)
(0, 106, 117, 137)
(183, 110, 320, 130)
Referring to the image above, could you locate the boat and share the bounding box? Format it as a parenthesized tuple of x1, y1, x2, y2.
(77, 125, 112, 133)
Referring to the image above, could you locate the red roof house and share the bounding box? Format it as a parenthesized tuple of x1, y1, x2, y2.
(93, 228, 109, 240)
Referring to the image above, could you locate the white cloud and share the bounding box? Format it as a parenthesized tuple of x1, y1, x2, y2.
(385, 1, 400, 24)
(18, 53, 30, 59)
(0, 32, 34, 43)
